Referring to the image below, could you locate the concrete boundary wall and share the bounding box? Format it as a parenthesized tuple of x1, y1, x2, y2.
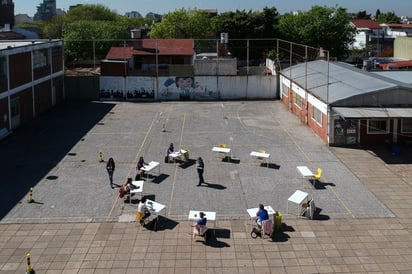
(98, 75, 277, 101)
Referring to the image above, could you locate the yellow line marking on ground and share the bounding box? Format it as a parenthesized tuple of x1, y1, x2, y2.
(167, 112, 186, 216)
(270, 109, 355, 218)
(107, 112, 160, 219)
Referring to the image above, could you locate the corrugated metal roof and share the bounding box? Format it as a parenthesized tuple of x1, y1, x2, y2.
(372, 71, 412, 86)
(333, 107, 412, 118)
(280, 60, 409, 103)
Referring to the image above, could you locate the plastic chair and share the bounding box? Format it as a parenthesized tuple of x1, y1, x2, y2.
(261, 219, 273, 238)
(312, 168, 322, 187)
(257, 149, 266, 161)
(313, 168, 322, 180)
(192, 225, 208, 242)
(136, 211, 144, 226)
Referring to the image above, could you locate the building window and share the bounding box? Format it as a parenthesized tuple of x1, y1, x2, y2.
(33, 49, 49, 69)
(311, 106, 322, 126)
(401, 119, 412, 133)
(0, 56, 6, 81)
(282, 83, 288, 97)
(294, 93, 303, 109)
(367, 119, 389, 134)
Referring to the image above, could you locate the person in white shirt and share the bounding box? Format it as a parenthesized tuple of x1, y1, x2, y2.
(137, 196, 151, 221)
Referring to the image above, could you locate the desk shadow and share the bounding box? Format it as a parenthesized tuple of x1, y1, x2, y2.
(314, 180, 335, 190)
(145, 216, 179, 231)
(260, 163, 280, 169)
(313, 208, 330, 221)
(179, 159, 196, 169)
(200, 182, 226, 190)
(271, 223, 294, 242)
(201, 229, 231, 248)
(221, 156, 240, 164)
(151, 174, 169, 184)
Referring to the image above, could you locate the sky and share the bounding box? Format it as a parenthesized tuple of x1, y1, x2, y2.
(15, 0, 412, 18)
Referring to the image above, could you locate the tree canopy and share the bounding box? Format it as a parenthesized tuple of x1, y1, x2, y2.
(149, 8, 212, 39)
(278, 6, 356, 59)
(376, 11, 399, 24)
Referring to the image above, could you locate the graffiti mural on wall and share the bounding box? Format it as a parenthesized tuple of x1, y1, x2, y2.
(126, 77, 155, 100)
(100, 76, 221, 101)
(160, 76, 219, 100)
(99, 77, 125, 100)
(99, 76, 155, 100)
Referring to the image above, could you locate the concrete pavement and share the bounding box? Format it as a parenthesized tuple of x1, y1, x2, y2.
(1, 100, 412, 273)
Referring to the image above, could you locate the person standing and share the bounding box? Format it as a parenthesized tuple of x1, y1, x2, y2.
(106, 157, 115, 188)
(196, 157, 205, 186)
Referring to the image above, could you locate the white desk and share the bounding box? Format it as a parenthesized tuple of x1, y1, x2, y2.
(250, 151, 270, 167)
(188, 210, 216, 234)
(297, 166, 313, 178)
(246, 206, 275, 218)
(146, 199, 166, 230)
(141, 161, 160, 179)
(297, 166, 314, 187)
(287, 190, 309, 216)
(129, 180, 144, 204)
(168, 149, 188, 162)
(212, 147, 231, 160)
(246, 206, 275, 226)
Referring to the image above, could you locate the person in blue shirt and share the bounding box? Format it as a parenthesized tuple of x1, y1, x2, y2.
(193, 212, 207, 237)
(256, 204, 269, 227)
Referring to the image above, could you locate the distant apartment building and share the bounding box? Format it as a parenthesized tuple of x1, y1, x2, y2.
(0, 40, 64, 139)
(34, 0, 56, 21)
(0, 0, 14, 29)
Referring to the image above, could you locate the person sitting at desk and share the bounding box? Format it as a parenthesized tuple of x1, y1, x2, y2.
(192, 212, 207, 237)
(137, 196, 151, 223)
(136, 156, 148, 179)
(166, 143, 174, 163)
(256, 204, 269, 227)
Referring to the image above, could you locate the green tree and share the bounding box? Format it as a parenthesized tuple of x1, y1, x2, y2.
(354, 11, 371, 19)
(63, 20, 130, 62)
(278, 6, 356, 60)
(376, 11, 399, 23)
(149, 8, 212, 39)
(210, 7, 280, 61)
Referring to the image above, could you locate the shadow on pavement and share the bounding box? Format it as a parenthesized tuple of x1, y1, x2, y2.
(0, 101, 116, 220)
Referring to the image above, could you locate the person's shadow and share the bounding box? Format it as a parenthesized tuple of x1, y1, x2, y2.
(199, 182, 226, 190)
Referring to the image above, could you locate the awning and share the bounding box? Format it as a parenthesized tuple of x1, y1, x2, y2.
(332, 107, 412, 119)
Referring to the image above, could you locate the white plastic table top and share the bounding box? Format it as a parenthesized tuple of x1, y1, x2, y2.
(146, 199, 166, 213)
(141, 161, 160, 172)
(130, 180, 144, 194)
(288, 190, 309, 205)
(250, 151, 270, 158)
(168, 149, 187, 159)
(188, 210, 216, 221)
(212, 147, 231, 153)
(296, 166, 314, 178)
(246, 206, 275, 218)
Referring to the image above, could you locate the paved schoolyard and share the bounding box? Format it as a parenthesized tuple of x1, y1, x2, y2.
(0, 100, 392, 223)
(1, 100, 412, 273)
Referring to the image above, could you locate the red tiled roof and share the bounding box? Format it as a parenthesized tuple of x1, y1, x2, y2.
(106, 39, 194, 59)
(0, 31, 26, 40)
(351, 19, 381, 29)
(386, 23, 412, 29)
